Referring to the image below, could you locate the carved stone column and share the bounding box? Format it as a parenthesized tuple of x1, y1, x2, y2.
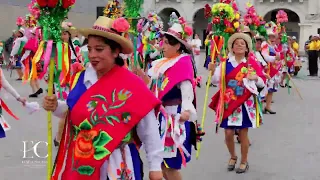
(298, 23, 312, 53)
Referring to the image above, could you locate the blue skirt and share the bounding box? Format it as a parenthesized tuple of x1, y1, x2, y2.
(203, 56, 210, 69)
(0, 123, 5, 138)
(15, 57, 22, 67)
(220, 105, 253, 129)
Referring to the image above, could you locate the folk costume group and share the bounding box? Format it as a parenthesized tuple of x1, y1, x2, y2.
(0, 1, 303, 180)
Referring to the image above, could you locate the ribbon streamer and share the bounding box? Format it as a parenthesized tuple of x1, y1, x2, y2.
(39, 40, 53, 79)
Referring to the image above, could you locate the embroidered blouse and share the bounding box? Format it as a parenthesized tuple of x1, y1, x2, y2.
(212, 56, 265, 88)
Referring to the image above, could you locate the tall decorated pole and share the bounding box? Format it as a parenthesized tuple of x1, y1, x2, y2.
(123, 0, 143, 67)
(196, 0, 240, 159)
(33, 0, 75, 179)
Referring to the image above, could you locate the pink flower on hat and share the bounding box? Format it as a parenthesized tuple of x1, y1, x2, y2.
(112, 17, 130, 33)
(178, 17, 186, 25)
(67, 22, 73, 27)
(184, 26, 193, 37)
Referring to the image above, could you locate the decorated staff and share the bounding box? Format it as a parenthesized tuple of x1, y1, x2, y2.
(276, 10, 303, 99)
(32, 0, 75, 179)
(123, 0, 144, 67)
(137, 11, 163, 71)
(197, 0, 240, 159)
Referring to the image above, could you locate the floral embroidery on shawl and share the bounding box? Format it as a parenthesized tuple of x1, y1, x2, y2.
(150, 73, 169, 94)
(71, 89, 133, 176)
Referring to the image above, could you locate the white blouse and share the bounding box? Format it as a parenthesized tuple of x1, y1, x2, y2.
(261, 41, 279, 63)
(10, 36, 28, 57)
(53, 65, 163, 172)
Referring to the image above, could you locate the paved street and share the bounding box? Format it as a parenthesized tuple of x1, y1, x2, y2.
(0, 54, 319, 180)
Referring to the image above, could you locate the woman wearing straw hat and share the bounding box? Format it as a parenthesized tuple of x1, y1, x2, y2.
(42, 16, 163, 180)
(145, 14, 198, 180)
(260, 22, 281, 114)
(208, 33, 266, 173)
(20, 27, 44, 98)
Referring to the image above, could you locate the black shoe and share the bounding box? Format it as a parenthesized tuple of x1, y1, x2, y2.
(197, 82, 201, 88)
(16, 78, 22, 81)
(236, 162, 249, 174)
(29, 93, 38, 98)
(263, 108, 276, 114)
(236, 136, 241, 144)
(29, 88, 43, 98)
(285, 84, 292, 88)
(37, 88, 43, 95)
(54, 138, 60, 147)
(228, 157, 238, 171)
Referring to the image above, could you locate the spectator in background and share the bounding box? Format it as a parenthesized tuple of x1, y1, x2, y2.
(10, 28, 27, 80)
(307, 35, 318, 76)
(305, 35, 312, 56)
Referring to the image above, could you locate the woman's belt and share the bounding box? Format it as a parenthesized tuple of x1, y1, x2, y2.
(162, 99, 182, 107)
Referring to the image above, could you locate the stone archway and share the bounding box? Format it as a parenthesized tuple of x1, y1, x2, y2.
(158, 8, 180, 31)
(264, 9, 300, 41)
(193, 8, 207, 49)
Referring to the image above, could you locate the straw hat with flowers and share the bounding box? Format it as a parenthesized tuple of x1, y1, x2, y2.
(62, 21, 77, 37)
(79, 16, 133, 54)
(161, 12, 193, 51)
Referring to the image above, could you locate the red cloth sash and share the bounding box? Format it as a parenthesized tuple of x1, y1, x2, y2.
(268, 62, 280, 78)
(52, 65, 160, 180)
(209, 59, 265, 119)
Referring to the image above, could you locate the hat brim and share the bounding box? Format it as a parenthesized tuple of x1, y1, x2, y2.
(228, 33, 253, 55)
(162, 31, 192, 52)
(63, 28, 78, 37)
(79, 28, 133, 54)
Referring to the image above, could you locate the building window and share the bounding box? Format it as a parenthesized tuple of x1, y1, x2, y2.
(97, 7, 105, 19)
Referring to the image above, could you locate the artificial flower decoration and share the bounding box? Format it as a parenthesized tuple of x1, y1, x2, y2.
(112, 17, 130, 33)
(36, 0, 59, 8)
(243, 3, 261, 31)
(16, 16, 25, 26)
(211, 3, 236, 35)
(276, 10, 288, 24)
(62, 0, 76, 9)
(28, 0, 41, 19)
(104, 0, 123, 19)
(204, 4, 212, 19)
(168, 12, 179, 26)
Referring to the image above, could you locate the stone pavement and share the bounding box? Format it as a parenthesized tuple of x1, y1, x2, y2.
(0, 56, 319, 180)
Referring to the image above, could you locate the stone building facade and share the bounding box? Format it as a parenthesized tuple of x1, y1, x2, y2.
(1, 0, 319, 52)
